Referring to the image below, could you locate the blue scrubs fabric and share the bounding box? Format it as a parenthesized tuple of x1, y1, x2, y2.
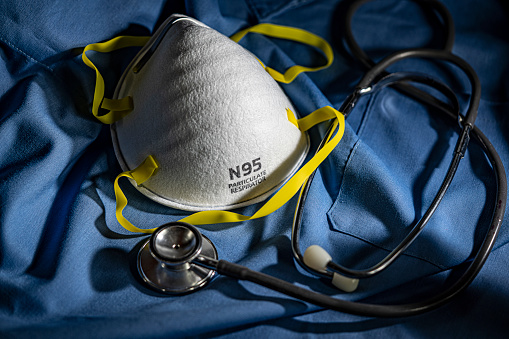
(1, 0, 508, 337)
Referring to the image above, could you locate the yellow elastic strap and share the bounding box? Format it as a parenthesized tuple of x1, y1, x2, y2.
(82, 35, 150, 124)
(181, 106, 342, 225)
(294, 111, 337, 224)
(114, 106, 344, 232)
(286, 108, 299, 128)
(230, 23, 333, 84)
(114, 156, 160, 233)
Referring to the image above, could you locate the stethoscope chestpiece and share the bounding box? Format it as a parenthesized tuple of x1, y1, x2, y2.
(137, 221, 218, 294)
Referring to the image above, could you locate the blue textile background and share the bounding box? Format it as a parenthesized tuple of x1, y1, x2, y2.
(1, 0, 508, 337)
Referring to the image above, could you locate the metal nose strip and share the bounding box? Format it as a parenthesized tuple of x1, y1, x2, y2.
(132, 17, 187, 73)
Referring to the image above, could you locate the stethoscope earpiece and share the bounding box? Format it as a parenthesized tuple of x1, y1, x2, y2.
(303, 245, 359, 292)
(137, 222, 218, 294)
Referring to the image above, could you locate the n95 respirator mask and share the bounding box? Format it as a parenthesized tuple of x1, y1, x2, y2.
(83, 14, 344, 232)
(113, 15, 309, 211)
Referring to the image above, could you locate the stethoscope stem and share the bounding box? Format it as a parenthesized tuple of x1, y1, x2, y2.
(193, 255, 219, 270)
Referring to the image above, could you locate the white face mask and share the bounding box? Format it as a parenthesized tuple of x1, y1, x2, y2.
(111, 15, 309, 211)
(83, 14, 344, 232)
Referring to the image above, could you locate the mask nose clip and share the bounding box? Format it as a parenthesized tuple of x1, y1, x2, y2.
(137, 222, 218, 294)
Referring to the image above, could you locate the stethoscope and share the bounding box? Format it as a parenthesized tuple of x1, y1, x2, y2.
(135, 0, 507, 317)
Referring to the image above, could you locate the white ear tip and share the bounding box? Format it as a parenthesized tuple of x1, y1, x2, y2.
(304, 245, 359, 293)
(303, 245, 332, 272)
(332, 273, 359, 293)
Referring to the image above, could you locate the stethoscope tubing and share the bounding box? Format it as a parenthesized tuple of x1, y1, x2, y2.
(293, 48, 482, 280)
(139, 0, 507, 318)
(293, 0, 481, 280)
(357, 48, 480, 126)
(292, 71, 463, 280)
(287, 0, 507, 316)
(210, 87, 507, 319)
(344, 0, 456, 68)
(188, 56, 507, 316)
